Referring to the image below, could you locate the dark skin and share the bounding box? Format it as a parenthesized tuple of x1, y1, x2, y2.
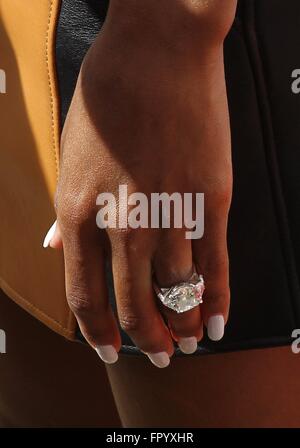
(48, 0, 237, 367)
(107, 346, 300, 428)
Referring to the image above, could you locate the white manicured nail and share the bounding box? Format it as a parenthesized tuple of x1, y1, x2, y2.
(147, 352, 170, 368)
(43, 221, 57, 248)
(207, 315, 225, 341)
(95, 345, 118, 364)
(178, 337, 198, 354)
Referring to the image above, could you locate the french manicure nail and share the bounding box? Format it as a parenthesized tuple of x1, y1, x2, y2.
(207, 315, 225, 341)
(43, 221, 57, 248)
(95, 345, 118, 364)
(178, 337, 198, 354)
(147, 352, 170, 368)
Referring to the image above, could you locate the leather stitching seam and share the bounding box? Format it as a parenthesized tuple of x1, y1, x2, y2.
(46, 0, 59, 180)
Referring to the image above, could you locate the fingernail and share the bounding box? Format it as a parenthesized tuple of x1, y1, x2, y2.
(178, 337, 198, 354)
(43, 221, 57, 248)
(95, 345, 118, 364)
(146, 352, 170, 368)
(207, 315, 225, 341)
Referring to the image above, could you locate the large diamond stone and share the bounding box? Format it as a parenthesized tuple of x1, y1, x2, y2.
(158, 274, 204, 313)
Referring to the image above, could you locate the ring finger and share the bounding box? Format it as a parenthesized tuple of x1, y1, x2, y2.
(153, 229, 203, 354)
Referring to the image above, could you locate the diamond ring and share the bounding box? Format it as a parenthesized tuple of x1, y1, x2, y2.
(153, 270, 205, 314)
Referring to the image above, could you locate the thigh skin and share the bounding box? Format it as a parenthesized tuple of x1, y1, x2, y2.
(107, 345, 300, 428)
(0, 289, 120, 428)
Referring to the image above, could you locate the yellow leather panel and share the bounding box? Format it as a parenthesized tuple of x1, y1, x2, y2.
(0, 0, 76, 339)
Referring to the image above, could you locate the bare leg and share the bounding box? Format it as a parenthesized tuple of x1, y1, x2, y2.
(107, 346, 300, 428)
(0, 289, 120, 427)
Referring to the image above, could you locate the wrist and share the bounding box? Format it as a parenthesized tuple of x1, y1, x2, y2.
(105, 0, 237, 50)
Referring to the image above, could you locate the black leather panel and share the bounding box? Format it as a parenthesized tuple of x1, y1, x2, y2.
(56, 0, 299, 354)
(253, 0, 300, 316)
(56, 0, 109, 124)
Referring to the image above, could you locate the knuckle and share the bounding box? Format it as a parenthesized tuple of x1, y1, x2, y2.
(110, 226, 141, 246)
(119, 308, 156, 336)
(114, 224, 150, 243)
(210, 188, 232, 212)
(110, 229, 150, 262)
(215, 179, 232, 206)
(216, 187, 232, 206)
(57, 191, 95, 228)
(205, 179, 232, 209)
(119, 313, 144, 334)
(123, 240, 144, 263)
(67, 288, 96, 316)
